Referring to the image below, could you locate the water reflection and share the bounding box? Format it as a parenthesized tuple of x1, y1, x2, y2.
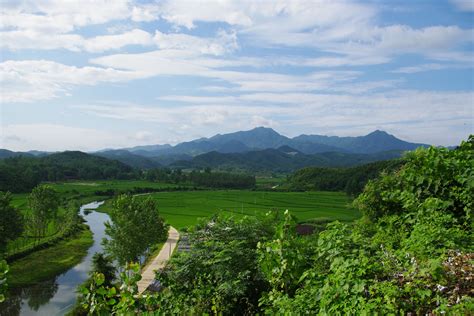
(0, 291, 21, 316)
(24, 279, 59, 311)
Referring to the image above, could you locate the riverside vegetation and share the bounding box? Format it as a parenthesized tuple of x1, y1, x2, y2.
(77, 137, 473, 314)
(0, 185, 94, 289)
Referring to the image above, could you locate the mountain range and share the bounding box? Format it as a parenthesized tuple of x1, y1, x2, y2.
(1, 127, 429, 172)
(121, 127, 427, 155)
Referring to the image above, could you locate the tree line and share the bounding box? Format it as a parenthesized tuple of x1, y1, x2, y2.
(144, 167, 256, 189)
(0, 186, 82, 259)
(0, 152, 136, 193)
(0, 153, 256, 194)
(284, 159, 405, 195)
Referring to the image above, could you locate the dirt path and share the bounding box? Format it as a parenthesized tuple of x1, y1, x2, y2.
(137, 226, 180, 294)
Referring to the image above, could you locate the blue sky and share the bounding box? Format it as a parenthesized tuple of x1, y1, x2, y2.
(1, 0, 473, 151)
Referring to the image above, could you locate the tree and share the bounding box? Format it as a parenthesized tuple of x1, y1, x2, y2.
(91, 253, 116, 286)
(62, 201, 81, 229)
(103, 194, 168, 266)
(0, 260, 8, 303)
(27, 185, 59, 240)
(0, 192, 24, 254)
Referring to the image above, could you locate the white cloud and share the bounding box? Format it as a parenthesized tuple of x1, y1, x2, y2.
(83, 29, 153, 52)
(0, 60, 144, 102)
(131, 4, 160, 22)
(274, 56, 392, 68)
(74, 103, 288, 128)
(92, 49, 365, 93)
(1, 124, 130, 151)
(153, 0, 473, 64)
(391, 63, 451, 74)
(134, 131, 153, 141)
(450, 0, 474, 11)
(0, 30, 84, 51)
(154, 29, 238, 56)
(155, 0, 254, 29)
(0, 28, 154, 52)
(0, 0, 131, 33)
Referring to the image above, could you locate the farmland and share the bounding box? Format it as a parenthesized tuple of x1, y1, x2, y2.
(98, 190, 359, 229)
(10, 180, 359, 231)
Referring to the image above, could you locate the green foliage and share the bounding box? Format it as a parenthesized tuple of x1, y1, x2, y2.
(103, 195, 168, 266)
(285, 158, 404, 195)
(0, 260, 8, 303)
(258, 210, 309, 297)
(0, 152, 135, 193)
(27, 185, 59, 239)
(91, 253, 116, 287)
(0, 192, 24, 254)
(80, 263, 142, 314)
(356, 137, 474, 221)
(145, 167, 256, 189)
(157, 214, 277, 314)
(260, 138, 474, 315)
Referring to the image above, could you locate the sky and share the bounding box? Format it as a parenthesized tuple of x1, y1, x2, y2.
(0, 0, 473, 151)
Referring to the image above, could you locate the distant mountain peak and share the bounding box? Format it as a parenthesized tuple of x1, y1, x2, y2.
(367, 130, 391, 136)
(251, 126, 279, 133)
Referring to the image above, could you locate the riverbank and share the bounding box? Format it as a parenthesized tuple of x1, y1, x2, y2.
(7, 224, 93, 288)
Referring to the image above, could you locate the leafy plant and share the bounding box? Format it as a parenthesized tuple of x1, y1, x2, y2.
(0, 260, 8, 303)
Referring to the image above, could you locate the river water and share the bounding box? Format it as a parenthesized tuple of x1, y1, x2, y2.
(0, 201, 109, 316)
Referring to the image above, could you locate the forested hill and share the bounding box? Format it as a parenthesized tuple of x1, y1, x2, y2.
(94, 149, 162, 169)
(0, 151, 134, 193)
(0, 149, 34, 159)
(170, 147, 405, 173)
(283, 159, 405, 195)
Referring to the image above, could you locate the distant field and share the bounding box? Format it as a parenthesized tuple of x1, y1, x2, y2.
(51, 180, 190, 196)
(100, 190, 359, 229)
(9, 180, 187, 220)
(11, 180, 360, 232)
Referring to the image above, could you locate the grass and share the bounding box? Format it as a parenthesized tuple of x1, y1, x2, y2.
(99, 190, 359, 229)
(7, 224, 93, 288)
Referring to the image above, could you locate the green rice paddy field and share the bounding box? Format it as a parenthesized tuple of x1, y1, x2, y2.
(99, 190, 360, 229)
(11, 180, 360, 231)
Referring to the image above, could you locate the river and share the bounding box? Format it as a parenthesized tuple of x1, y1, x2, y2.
(0, 201, 109, 316)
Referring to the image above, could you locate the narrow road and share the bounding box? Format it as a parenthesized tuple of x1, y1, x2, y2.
(137, 226, 180, 294)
